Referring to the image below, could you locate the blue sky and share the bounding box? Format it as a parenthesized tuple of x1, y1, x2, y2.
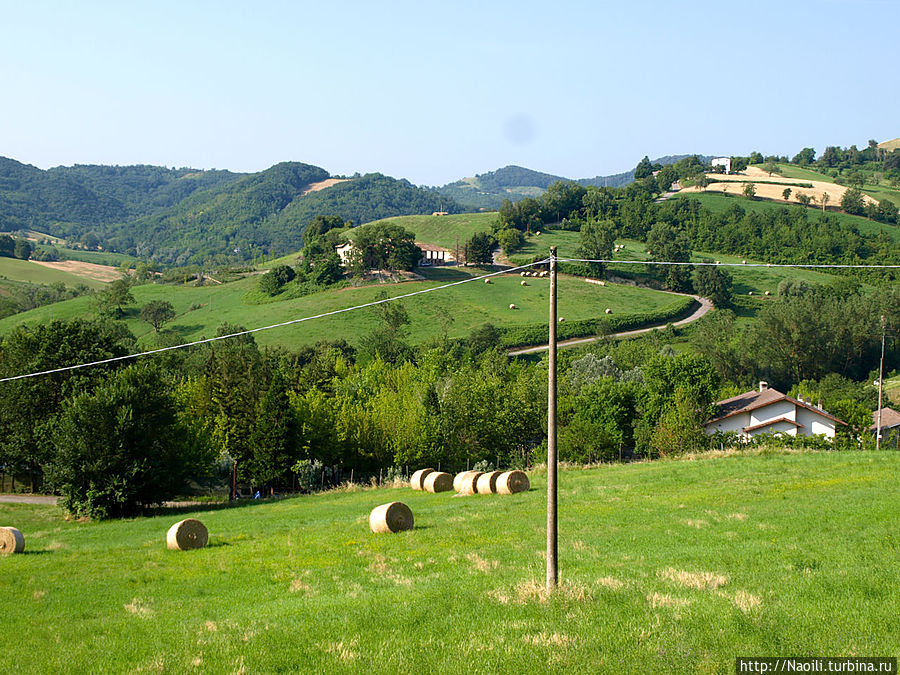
(2, 0, 897, 185)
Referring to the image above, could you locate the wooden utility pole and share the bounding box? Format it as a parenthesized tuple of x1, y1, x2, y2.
(876, 315, 886, 451)
(547, 246, 558, 591)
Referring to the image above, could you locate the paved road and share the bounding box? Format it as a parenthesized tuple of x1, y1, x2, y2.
(0, 494, 58, 504)
(508, 295, 713, 356)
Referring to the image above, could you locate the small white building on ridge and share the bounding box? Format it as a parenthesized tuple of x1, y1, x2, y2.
(704, 382, 845, 441)
(711, 157, 732, 174)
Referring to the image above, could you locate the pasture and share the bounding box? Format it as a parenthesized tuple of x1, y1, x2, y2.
(0, 257, 106, 289)
(2, 450, 898, 673)
(0, 267, 682, 350)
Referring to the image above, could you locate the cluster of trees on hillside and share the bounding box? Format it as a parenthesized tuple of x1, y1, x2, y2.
(1, 274, 895, 517)
(0, 234, 32, 260)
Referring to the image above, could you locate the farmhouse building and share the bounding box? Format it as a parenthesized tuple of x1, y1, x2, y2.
(335, 241, 354, 266)
(703, 382, 845, 441)
(711, 157, 731, 174)
(870, 407, 900, 434)
(417, 243, 448, 266)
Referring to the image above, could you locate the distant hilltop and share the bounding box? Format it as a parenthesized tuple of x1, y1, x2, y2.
(877, 138, 900, 152)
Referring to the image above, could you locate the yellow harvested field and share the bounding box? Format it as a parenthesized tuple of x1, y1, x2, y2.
(679, 166, 877, 208)
(300, 178, 349, 196)
(30, 260, 119, 282)
(877, 138, 900, 151)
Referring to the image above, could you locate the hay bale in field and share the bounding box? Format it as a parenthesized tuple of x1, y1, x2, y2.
(605, 308, 612, 314)
(0, 527, 25, 554)
(475, 471, 502, 494)
(369, 502, 414, 534)
(410, 468, 434, 490)
(509, 303, 517, 310)
(496, 470, 530, 495)
(520, 272, 527, 277)
(453, 471, 475, 492)
(166, 519, 209, 551)
(484, 278, 491, 284)
(521, 280, 528, 286)
(423, 471, 452, 493)
(455, 471, 483, 495)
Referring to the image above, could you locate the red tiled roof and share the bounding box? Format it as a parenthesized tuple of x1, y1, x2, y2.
(870, 407, 900, 432)
(705, 387, 845, 426)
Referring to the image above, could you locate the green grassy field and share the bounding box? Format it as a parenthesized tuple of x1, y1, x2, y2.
(885, 375, 900, 405)
(0, 257, 106, 289)
(673, 192, 900, 242)
(508, 230, 581, 264)
(2, 450, 898, 673)
(0, 268, 682, 349)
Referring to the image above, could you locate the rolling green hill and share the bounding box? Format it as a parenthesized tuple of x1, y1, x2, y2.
(2, 451, 898, 672)
(0, 158, 465, 266)
(0, 265, 684, 351)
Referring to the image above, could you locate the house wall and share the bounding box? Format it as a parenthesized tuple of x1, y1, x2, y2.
(796, 407, 837, 439)
(706, 412, 749, 436)
(754, 420, 799, 437)
(749, 400, 795, 427)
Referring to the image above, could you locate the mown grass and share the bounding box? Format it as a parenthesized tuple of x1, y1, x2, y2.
(2, 450, 898, 673)
(775, 164, 900, 208)
(0, 257, 106, 289)
(885, 375, 900, 404)
(0, 268, 680, 350)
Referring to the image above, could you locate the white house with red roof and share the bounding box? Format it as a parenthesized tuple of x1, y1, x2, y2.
(704, 382, 845, 441)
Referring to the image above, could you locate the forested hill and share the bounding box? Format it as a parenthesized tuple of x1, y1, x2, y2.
(0, 158, 462, 265)
(436, 155, 712, 209)
(0, 158, 243, 233)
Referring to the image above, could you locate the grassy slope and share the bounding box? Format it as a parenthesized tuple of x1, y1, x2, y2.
(2, 451, 898, 673)
(676, 191, 900, 242)
(0, 269, 681, 349)
(374, 213, 498, 250)
(0, 257, 106, 289)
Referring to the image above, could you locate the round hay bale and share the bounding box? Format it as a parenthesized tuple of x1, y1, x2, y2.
(605, 308, 612, 314)
(520, 271, 526, 277)
(453, 471, 475, 492)
(521, 280, 527, 286)
(166, 519, 209, 551)
(456, 471, 483, 495)
(742, 260, 747, 264)
(558, 317, 565, 322)
(748, 291, 753, 296)
(484, 278, 491, 284)
(410, 468, 434, 491)
(509, 303, 517, 310)
(0, 527, 25, 554)
(369, 502, 414, 534)
(423, 471, 452, 493)
(764, 291, 770, 296)
(475, 471, 502, 494)
(496, 470, 530, 495)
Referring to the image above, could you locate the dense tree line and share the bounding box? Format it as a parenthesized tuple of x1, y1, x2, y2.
(2, 272, 895, 517)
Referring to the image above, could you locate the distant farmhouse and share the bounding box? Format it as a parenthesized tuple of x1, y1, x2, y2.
(417, 243, 448, 266)
(704, 382, 845, 441)
(870, 407, 900, 448)
(335, 241, 354, 266)
(711, 157, 732, 174)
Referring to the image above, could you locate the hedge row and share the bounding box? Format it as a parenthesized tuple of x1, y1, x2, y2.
(498, 295, 699, 348)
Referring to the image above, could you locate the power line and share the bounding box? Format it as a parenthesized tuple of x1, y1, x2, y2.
(559, 257, 900, 269)
(0, 260, 548, 384)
